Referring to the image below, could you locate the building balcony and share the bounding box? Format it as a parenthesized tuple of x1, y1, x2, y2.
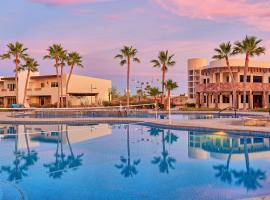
(0, 89, 16, 96)
(195, 82, 270, 93)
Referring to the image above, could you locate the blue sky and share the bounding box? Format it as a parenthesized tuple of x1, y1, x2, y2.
(1, 0, 270, 94)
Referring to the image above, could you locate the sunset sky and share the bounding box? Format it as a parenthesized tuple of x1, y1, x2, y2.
(1, 0, 270, 94)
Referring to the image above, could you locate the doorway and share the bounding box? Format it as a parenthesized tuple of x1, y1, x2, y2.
(253, 95, 262, 108)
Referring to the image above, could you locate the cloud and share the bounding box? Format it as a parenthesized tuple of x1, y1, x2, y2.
(154, 0, 270, 31)
(30, 0, 110, 6)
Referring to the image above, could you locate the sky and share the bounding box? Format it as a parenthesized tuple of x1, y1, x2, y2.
(1, 0, 270, 95)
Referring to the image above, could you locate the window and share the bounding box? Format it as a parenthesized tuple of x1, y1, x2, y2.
(7, 97, 16, 105)
(240, 75, 250, 82)
(241, 95, 249, 103)
(222, 95, 230, 103)
(41, 83, 45, 88)
(253, 76, 262, 83)
(253, 137, 263, 144)
(203, 79, 207, 84)
(51, 82, 58, 87)
(268, 77, 270, 83)
(7, 84, 15, 91)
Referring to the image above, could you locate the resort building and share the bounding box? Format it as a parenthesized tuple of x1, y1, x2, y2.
(193, 59, 270, 109)
(187, 58, 208, 104)
(0, 71, 112, 107)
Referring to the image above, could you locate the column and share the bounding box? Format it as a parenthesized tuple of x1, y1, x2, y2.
(262, 91, 267, 109)
(215, 93, 218, 109)
(220, 72, 223, 83)
(249, 91, 253, 109)
(200, 93, 204, 107)
(196, 93, 200, 108)
(229, 93, 233, 107)
(219, 93, 222, 105)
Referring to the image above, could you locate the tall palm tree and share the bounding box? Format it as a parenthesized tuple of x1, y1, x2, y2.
(59, 50, 67, 108)
(151, 51, 176, 105)
(43, 44, 64, 108)
(114, 46, 140, 106)
(22, 57, 39, 105)
(233, 36, 266, 111)
(213, 42, 237, 109)
(1, 42, 28, 104)
(164, 79, 178, 110)
(66, 52, 83, 107)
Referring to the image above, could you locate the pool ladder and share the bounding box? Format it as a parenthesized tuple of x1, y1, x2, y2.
(218, 107, 237, 118)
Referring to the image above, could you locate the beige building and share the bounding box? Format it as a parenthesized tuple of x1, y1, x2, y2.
(194, 59, 270, 109)
(187, 58, 208, 104)
(0, 72, 112, 107)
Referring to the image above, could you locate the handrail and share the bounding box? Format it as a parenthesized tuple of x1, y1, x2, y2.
(218, 107, 237, 118)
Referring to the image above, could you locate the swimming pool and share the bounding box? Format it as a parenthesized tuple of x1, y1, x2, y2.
(0, 123, 269, 200)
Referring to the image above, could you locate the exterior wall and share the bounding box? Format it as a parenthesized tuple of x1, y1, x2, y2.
(194, 58, 270, 109)
(187, 58, 208, 104)
(0, 73, 112, 107)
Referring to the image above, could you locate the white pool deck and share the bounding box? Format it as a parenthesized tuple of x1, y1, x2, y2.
(0, 111, 269, 134)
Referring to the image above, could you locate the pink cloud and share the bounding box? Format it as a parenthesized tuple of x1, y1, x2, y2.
(154, 0, 270, 31)
(31, 0, 109, 6)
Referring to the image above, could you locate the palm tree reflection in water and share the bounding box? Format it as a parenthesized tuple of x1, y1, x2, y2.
(213, 137, 266, 191)
(115, 125, 141, 178)
(0, 125, 39, 183)
(44, 125, 83, 179)
(151, 128, 177, 174)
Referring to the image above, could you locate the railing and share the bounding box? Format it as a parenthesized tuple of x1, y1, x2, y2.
(218, 107, 237, 118)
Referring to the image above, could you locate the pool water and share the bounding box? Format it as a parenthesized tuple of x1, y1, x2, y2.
(0, 123, 269, 200)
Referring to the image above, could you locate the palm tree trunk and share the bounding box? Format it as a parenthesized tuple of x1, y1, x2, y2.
(60, 64, 64, 108)
(127, 125, 130, 166)
(23, 69, 30, 105)
(243, 53, 249, 111)
(161, 65, 166, 105)
(243, 137, 250, 172)
(225, 57, 237, 109)
(127, 57, 130, 107)
(65, 125, 74, 158)
(226, 147, 233, 169)
(65, 65, 74, 108)
(15, 54, 19, 104)
(55, 58, 60, 108)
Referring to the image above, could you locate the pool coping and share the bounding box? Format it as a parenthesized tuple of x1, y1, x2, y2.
(1, 111, 270, 134)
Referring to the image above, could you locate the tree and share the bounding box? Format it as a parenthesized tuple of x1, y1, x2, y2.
(66, 52, 83, 107)
(164, 79, 178, 110)
(151, 50, 176, 105)
(114, 46, 140, 106)
(1, 42, 28, 104)
(147, 86, 161, 105)
(233, 36, 266, 111)
(213, 42, 237, 109)
(43, 44, 64, 108)
(59, 50, 67, 107)
(22, 57, 39, 105)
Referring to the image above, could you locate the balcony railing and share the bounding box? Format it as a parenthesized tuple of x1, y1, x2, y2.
(196, 82, 270, 93)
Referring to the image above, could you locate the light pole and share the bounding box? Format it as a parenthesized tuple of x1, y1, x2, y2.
(90, 84, 97, 105)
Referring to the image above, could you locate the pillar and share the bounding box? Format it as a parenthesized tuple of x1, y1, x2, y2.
(196, 93, 200, 108)
(229, 93, 233, 107)
(220, 72, 223, 83)
(214, 93, 219, 109)
(262, 91, 267, 109)
(200, 93, 204, 107)
(249, 91, 253, 110)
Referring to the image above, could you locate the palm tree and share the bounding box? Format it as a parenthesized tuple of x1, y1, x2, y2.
(147, 86, 161, 105)
(164, 79, 178, 110)
(213, 42, 237, 109)
(151, 51, 176, 105)
(114, 46, 140, 106)
(115, 125, 141, 177)
(1, 42, 28, 104)
(43, 44, 64, 108)
(22, 57, 39, 105)
(66, 52, 83, 107)
(59, 50, 67, 108)
(233, 36, 266, 111)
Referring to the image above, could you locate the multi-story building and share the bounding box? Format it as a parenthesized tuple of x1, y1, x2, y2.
(0, 72, 112, 107)
(194, 59, 270, 109)
(187, 58, 208, 104)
